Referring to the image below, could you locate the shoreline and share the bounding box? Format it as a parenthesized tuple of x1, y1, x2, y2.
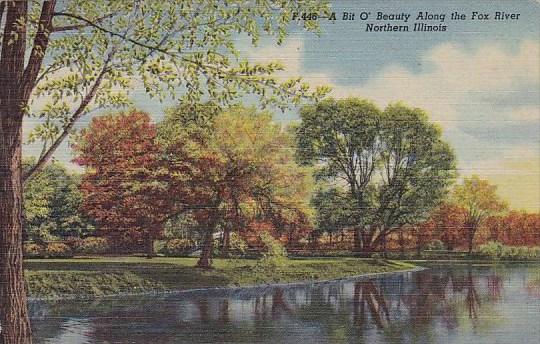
(28, 265, 425, 302)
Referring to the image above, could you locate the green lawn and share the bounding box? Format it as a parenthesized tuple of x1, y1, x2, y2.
(24, 257, 417, 299)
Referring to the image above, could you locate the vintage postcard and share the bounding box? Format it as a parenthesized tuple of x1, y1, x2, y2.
(0, 0, 539, 343)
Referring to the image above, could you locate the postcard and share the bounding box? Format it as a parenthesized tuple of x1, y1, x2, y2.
(0, 1, 538, 343)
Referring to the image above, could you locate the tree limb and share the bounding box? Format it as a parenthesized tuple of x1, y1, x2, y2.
(21, 0, 56, 103)
(52, 12, 116, 32)
(23, 50, 114, 184)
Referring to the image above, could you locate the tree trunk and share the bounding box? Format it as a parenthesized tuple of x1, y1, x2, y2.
(381, 233, 387, 258)
(145, 233, 155, 258)
(197, 229, 214, 269)
(399, 231, 405, 257)
(222, 226, 230, 256)
(353, 228, 362, 252)
(0, 114, 33, 343)
(466, 222, 476, 255)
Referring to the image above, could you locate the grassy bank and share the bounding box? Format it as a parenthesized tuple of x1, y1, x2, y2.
(24, 257, 416, 299)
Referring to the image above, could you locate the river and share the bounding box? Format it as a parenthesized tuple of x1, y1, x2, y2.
(30, 264, 540, 343)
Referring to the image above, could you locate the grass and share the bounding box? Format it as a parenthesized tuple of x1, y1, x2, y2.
(24, 257, 417, 299)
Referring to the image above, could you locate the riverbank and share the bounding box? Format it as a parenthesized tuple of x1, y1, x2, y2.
(24, 257, 417, 299)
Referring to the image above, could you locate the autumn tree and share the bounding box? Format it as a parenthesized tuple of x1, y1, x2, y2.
(484, 211, 540, 246)
(428, 203, 467, 251)
(296, 98, 456, 254)
(73, 111, 169, 256)
(452, 176, 507, 254)
(158, 105, 313, 269)
(0, 1, 329, 340)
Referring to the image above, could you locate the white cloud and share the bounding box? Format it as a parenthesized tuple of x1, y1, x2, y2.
(247, 38, 335, 88)
(324, 40, 539, 129)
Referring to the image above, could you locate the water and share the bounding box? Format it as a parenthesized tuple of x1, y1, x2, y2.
(30, 264, 540, 344)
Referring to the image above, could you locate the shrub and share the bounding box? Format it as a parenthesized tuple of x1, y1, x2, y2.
(226, 232, 248, 258)
(45, 243, 73, 258)
(24, 243, 45, 258)
(476, 241, 539, 260)
(255, 232, 288, 269)
(476, 241, 504, 258)
(64, 237, 83, 250)
(162, 238, 195, 256)
(425, 239, 446, 251)
(76, 237, 110, 255)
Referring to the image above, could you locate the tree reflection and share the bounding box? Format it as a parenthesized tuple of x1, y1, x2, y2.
(352, 280, 390, 329)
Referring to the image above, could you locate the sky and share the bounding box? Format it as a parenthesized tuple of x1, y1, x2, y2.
(23, 0, 540, 212)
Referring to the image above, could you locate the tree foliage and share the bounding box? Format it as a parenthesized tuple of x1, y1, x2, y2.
(20, 0, 331, 181)
(23, 159, 94, 242)
(159, 104, 313, 267)
(296, 98, 456, 252)
(1, 1, 330, 341)
(73, 111, 169, 253)
(452, 175, 507, 253)
(484, 211, 540, 246)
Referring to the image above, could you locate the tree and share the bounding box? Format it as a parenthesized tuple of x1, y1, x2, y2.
(23, 159, 94, 242)
(159, 105, 313, 268)
(296, 98, 456, 254)
(73, 111, 169, 255)
(429, 203, 467, 251)
(373, 104, 456, 253)
(484, 211, 540, 246)
(311, 187, 360, 245)
(0, 1, 329, 340)
(452, 176, 507, 254)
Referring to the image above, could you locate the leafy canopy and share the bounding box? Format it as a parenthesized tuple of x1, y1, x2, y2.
(18, 0, 330, 180)
(23, 159, 94, 241)
(452, 175, 507, 226)
(159, 104, 314, 238)
(296, 98, 456, 245)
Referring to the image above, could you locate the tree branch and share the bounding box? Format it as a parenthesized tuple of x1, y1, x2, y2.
(52, 12, 116, 32)
(23, 50, 114, 184)
(21, 0, 56, 102)
(51, 11, 312, 100)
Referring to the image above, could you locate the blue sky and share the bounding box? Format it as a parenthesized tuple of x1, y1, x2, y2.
(23, 0, 540, 211)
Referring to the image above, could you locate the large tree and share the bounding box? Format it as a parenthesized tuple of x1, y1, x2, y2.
(73, 111, 169, 255)
(0, 1, 329, 341)
(159, 105, 313, 268)
(297, 98, 456, 253)
(452, 175, 507, 253)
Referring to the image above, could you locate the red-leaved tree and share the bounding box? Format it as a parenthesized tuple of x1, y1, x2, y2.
(431, 203, 468, 251)
(73, 111, 169, 255)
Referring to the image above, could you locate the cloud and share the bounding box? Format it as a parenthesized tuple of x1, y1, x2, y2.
(326, 40, 539, 129)
(247, 38, 335, 88)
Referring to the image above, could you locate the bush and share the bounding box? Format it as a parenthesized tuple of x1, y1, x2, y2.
(76, 237, 110, 255)
(255, 232, 288, 270)
(24, 243, 45, 258)
(425, 239, 446, 251)
(161, 238, 195, 256)
(64, 237, 83, 250)
(476, 241, 504, 258)
(226, 232, 248, 258)
(476, 241, 539, 260)
(45, 243, 73, 258)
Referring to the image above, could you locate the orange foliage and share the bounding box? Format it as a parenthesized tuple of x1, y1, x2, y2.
(73, 111, 170, 251)
(483, 211, 540, 246)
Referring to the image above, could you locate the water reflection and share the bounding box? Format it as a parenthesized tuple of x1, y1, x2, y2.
(30, 265, 540, 344)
